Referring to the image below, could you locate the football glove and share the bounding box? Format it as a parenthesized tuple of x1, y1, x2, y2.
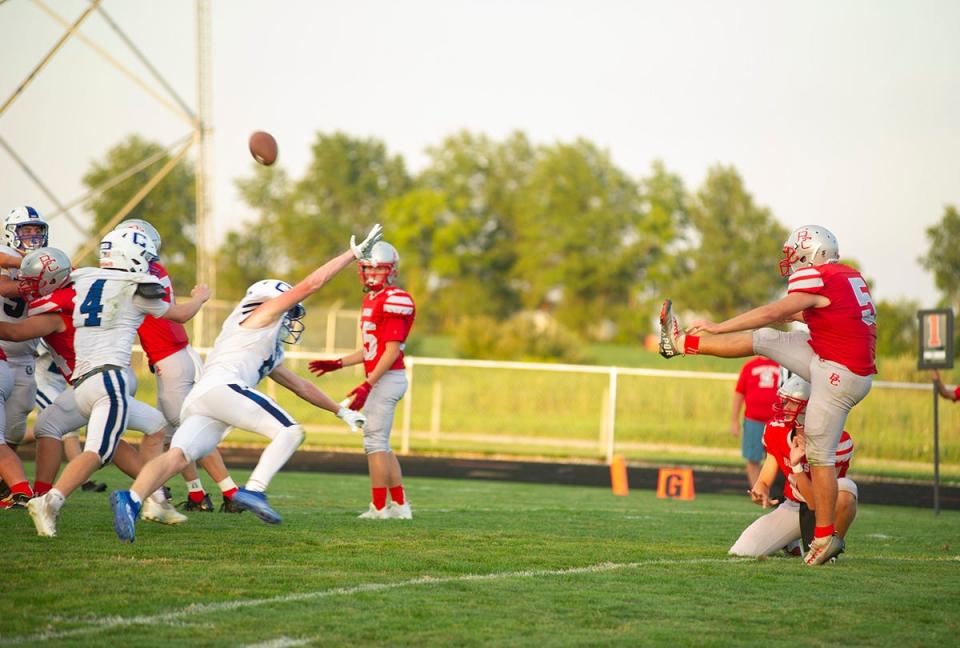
(337, 406, 366, 432)
(350, 223, 384, 260)
(308, 358, 343, 376)
(346, 380, 373, 411)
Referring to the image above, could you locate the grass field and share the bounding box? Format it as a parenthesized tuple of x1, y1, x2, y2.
(3, 466, 959, 646)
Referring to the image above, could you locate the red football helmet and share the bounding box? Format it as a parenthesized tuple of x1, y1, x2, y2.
(358, 241, 399, 292)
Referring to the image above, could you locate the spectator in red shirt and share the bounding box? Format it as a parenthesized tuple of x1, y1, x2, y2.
(731, 357, 781, 486)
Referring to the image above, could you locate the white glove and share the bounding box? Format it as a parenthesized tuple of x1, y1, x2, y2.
(350, 223, 384, 259)
(337, 406, 366, 432)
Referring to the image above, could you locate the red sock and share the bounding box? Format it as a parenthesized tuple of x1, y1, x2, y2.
(222, 487, 238, 499)
(684, 335, 701, 355)
(372, 487, 388, 510)
(389, 485, 405, 505)
(33, 481, 52, 496)
(814, 524, 835, 539)
(10, 481, 33, 497)
(188, 490, 206, 504)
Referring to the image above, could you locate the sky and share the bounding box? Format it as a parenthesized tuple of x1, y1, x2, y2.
(1, 0, 958, 307)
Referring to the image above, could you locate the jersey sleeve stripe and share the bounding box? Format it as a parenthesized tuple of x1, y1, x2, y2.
(790, 267, 822, 280)
(383, 304, 414, 315)
(385, 295, 414, 306)
(787, 278, 825, 292)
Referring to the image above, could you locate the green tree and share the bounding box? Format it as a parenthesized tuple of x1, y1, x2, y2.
(673, 165, 788, 320)
(81, 135, 197, 295)
(920, 204, 960, 310)
(408, 131, 535, 328)
(875, 299, 918, 357)
(227, 132, 410, 302)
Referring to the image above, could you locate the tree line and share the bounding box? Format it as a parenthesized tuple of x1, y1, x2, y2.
(79, 132, 959, 358)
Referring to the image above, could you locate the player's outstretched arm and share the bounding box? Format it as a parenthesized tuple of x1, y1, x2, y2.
(269, 364, 341, 414)
(0, 313, 64, 341)
(308, 349, 364, 377)
(163, 284, 211, 323)
(0, 251, 23, 269)
(687, 292, 828, 336)
(245, 224, 383, 330)
(0, 276, 22, 299)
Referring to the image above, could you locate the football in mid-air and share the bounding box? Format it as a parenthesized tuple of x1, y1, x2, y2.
(249, 131, 278, 166)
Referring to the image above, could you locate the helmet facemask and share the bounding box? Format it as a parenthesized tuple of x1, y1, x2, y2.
(358, 261, 394, 292)
(280, 303, 306, 344)
(13, 223, 48, 251)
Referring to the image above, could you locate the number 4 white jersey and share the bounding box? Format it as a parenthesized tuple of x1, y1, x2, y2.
(188, 296, 285, 401)
(0, 244, 38, 365)
(70, 267, 169, 380)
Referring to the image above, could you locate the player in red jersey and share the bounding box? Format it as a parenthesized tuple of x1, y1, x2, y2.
(115, 220, 239, 514)
(731, 357, 781, 487)
(308, 241, 415, 519)
(729, 376, 858, 558)
(659, 225, 874, 565)
(932, 370, 960, 402)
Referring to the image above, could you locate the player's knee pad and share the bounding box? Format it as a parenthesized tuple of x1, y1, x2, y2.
(837, 477, 858, 500)
(34, 409, 64, 441)
(363, 429, 392, 454)
(278, 424, 305, 448)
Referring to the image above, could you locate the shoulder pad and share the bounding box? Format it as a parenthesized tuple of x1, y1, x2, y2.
(0, 245, 20, 257)
(135, 282, 167, 299)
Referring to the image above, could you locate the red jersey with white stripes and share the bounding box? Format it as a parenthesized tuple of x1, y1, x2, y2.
(763, 421, 852, 503)
(787, 263, 877, 376)
(27, 285, 77, 383)
(138, 261, 189, 365)
(360, 286, 415, 375)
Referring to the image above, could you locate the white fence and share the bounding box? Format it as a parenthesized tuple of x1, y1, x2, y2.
(265, 351, 934, 464)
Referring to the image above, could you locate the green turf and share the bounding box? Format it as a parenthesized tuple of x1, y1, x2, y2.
(3, 467, 959, 646)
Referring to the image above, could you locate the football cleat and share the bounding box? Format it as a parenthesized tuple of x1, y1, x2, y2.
(658, 299, 685, 359)
(81, 480, 108, 493)
(110, 490, 141, 543)
(358, 503, 391, 520)
(232, 488, 281, 525)
(179, 494, 215, 512)
(388, 501, 413, 520)
(27, 493, 60, 537)
(803, 534, 845, 566)
(220, 495, 243, 514)
(141, 498, 188, 525)
(0, 492, 31, 509)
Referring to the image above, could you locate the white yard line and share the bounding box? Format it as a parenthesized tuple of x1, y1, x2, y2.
(4, 555, 957, 646)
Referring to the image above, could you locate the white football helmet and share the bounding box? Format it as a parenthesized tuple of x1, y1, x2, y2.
(4, 206, 49, 251)
(779, 225, 839, 277)
(99, 229, 157, 273)
(114, 219, 161, 260)
(244, 279, 306, 344)
(18, 247, 72, 300)
(775, 374, 811, 424)
(358, 241, 399, 292)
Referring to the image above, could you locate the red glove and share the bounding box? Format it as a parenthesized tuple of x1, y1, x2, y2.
(347, 381, 372, 411)
(308, 358, 343, 376)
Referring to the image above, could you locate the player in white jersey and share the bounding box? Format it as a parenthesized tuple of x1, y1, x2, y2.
(27, 230, 209, 537)
(110, 225, 383, 542)
(0, 206, 50, 449)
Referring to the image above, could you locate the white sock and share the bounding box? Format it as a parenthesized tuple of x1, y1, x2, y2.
(247, 426, 304, 493)
(130, 491, 142, 504)
(47, 488, 66, 512)
(149, 489, 167, 505)
(186, 479, 204, 493)
(217, 477, 237, 493)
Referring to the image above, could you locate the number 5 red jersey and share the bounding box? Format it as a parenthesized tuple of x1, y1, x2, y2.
(787, 263, 877, 376)
(360, 287, 415, 376)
